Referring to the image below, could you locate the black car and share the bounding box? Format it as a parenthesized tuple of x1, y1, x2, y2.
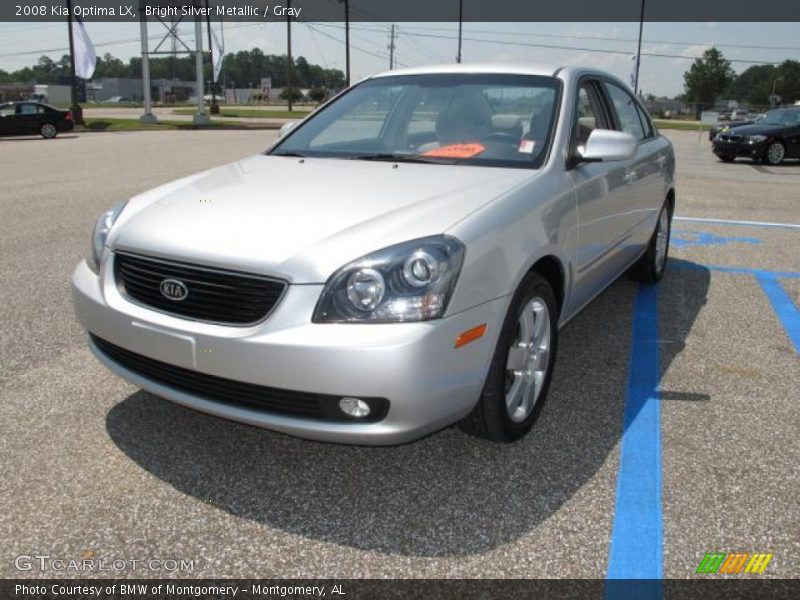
(0, 101, 74, 139)
(708, 113, 764, 141)
(712, 107, 800, 165)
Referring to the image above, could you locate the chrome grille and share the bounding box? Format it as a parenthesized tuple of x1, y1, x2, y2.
(114, 252, 286, 326)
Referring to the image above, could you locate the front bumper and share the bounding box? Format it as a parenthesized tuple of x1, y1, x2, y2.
(712, 138, 767, 159)
(72, 256, 507, 445)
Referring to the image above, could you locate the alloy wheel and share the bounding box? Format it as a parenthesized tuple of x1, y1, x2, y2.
(505, 297, 551, 423)
(766, 142, 785, 165)
(41, 123, 57, 139)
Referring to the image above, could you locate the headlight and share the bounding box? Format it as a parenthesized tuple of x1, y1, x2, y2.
(313, 235, 465, 323)
(88, 200, 128, 273)
(747, 135, 767, 144)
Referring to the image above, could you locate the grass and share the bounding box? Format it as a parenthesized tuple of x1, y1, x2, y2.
(172, 108, 311, 119)
(77, 118, 279, 132)
(654, 119, 711, 131)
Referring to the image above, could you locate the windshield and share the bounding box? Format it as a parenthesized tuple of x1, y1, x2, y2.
(270, 73, 561, 168)
(760, 108, 800, 126)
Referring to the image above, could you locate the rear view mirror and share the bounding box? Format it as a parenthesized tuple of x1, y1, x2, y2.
(278, 121, 297, 138)
(579, 129, 637, 162)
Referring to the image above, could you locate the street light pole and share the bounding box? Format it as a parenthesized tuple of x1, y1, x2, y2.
(634, 0, 645, 95)
(286, 0, 293, 111)
(339, 0, 350, 86)
(456, 0, 463, 63)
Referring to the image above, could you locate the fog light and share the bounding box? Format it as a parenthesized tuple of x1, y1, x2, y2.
(339, 397, 371, 418)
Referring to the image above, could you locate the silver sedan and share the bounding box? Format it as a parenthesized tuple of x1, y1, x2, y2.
(72, 64, 675, 445)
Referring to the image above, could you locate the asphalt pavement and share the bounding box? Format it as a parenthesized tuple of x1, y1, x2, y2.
(0, 129, 798, 580)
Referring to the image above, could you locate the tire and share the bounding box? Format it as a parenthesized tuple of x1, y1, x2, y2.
(40, 122, 58, 139)
(458, 271, 558, 442)
(628, 201, 671, 284)
(764, 141, 785, 166)
(718, 154, 735, 163)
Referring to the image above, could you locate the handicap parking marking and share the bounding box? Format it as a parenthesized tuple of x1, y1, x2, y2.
(671, 229, 762, 249)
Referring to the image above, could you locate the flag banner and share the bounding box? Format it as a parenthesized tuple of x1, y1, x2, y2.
(211, 26, 224, 83)
(71, 17, 96, 79)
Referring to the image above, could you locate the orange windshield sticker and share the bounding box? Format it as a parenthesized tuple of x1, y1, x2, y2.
(422, 142, 486, 158)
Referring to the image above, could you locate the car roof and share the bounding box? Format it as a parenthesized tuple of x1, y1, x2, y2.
(365, 63, 627, 88)
(368, 63, 563, 79)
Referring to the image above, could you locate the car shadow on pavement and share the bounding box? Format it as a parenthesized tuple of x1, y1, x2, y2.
(0, 135, 78, 142)
(106, 259, 710, 557)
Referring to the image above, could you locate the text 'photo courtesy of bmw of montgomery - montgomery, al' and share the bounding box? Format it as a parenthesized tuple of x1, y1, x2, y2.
(72, 64, 675, 445)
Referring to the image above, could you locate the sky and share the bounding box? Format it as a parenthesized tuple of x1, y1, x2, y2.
(0, 21, 798, 98)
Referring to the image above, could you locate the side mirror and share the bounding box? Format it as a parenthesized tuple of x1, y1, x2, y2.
(579, 129, 637, 162)
(278, 121, 297, 138)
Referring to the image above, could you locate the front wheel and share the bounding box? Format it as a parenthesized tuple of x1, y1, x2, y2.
(718, 154, 735, 163)
(764, 141, 785, 166)
(40, 123, 58, 139)
(628, 201, 671, 283)
(458, 272, 558, 442)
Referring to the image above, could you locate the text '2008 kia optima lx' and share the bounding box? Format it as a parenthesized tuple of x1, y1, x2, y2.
(72, 65, 675, 445)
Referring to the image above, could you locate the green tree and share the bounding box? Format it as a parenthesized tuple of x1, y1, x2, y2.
(683, 47, 736, 114)
(308, 87, 327, 103)
(279, 87, 304, 102)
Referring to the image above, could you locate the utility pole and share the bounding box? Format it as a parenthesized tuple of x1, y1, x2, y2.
(205, 0, 219, 114)
(388, 24, 396, 70)
(339, 0, 350, 86)
(65, 0, 83, 123)
(633, 0, 645, 94)
(456, 0, 463, 63)
(286, 0, 293, 111)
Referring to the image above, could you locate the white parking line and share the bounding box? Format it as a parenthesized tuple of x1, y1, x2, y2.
(674, 216, 800, 230)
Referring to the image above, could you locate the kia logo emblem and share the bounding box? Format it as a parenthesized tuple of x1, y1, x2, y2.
(159, 278, 189, 301)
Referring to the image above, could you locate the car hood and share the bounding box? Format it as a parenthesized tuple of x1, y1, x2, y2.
(110, 154, 535, 283)
(728, 122, 784, 136)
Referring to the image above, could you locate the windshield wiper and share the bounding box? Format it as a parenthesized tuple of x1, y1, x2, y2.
(271, 151, 307, 158)
(347, 153, 456, 164)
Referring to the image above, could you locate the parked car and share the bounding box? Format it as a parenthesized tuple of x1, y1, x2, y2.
(0, 101, 73, 138)
(708, 112, 765, 141)
(101, 96, 131, 104)
(712, 107, 800, 164)
(72, 64, 676, 445)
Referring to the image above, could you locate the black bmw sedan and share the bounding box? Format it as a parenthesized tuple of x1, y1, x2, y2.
(712, 107, 800, 165)
(0, 101, 74, 139)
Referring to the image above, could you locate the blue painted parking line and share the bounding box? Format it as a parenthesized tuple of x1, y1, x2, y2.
(606, 285, 663, 591)
(670, 261, 800, 354)
(757, 274, 800, 354)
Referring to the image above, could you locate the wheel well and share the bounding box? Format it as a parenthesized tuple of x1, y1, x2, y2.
(530, 256, 564, 316)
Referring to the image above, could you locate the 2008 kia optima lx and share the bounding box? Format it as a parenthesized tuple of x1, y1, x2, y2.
(72, 65, 675, 445)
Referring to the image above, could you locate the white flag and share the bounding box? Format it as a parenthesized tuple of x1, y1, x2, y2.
(71, 17, 96, 80)
(211, 26, 225, 83)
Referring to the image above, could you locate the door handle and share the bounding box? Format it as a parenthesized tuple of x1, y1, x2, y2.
(623, 170, 638, 183)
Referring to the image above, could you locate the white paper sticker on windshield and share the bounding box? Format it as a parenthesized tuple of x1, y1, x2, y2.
(518, 140, 536, 154)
